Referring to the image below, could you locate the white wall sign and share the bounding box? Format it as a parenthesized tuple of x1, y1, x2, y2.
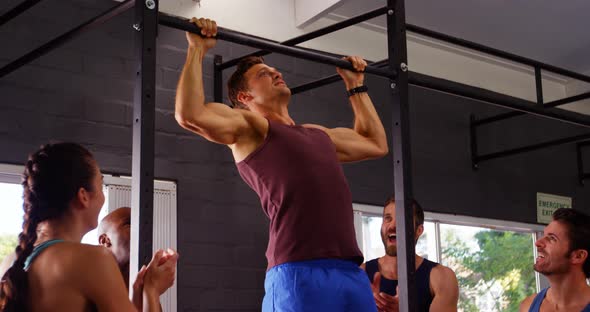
(537, 192, 572, 224)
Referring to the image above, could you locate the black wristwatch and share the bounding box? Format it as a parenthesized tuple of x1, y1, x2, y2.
(347, 85, 368, 97)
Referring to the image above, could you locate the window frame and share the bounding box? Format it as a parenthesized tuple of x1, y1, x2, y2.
(0, 164, 24, 184)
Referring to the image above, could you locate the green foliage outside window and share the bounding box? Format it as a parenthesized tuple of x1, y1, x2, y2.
(0, 234, 18, 264)
(443, 229, 536, 312)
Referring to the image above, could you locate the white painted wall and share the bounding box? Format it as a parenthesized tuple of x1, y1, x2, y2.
(563, 79, 590, 115)
(160, 0, 298, 42)
(159, 0, 568, 103)
(295, 0, 343, 27)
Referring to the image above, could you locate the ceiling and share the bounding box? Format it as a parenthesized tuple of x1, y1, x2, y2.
(329, 0, 590, 75)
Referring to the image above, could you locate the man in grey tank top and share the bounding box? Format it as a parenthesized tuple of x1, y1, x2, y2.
(175, 18, 388, 311)
(519, 208, 590, 312)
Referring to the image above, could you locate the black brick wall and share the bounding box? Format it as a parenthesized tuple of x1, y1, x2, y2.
(1, 1, 588, 311)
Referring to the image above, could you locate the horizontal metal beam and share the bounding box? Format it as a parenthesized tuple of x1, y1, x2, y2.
(0, 0, 135, 79)
(408, 71, 590, 128)
(0, 0, 44, 27)
(290, 59, 388, 95)
(475, 91, 590, 126)
(219, 6, 388, 70)
(406, 24, 590, 84)
(158, 13, 395, 79)
(477, 133, 590, 163)
(291, 75, 342, 95)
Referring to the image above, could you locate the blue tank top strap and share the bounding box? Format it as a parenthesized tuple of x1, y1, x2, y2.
(24, 239, 65, 271)
(528, 288, 549, 312)
(529, 288, 590, 312)
(365, 258, 379, 282)
(420, 258, 438, 271)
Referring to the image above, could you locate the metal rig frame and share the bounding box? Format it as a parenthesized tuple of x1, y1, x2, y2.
(2, 0, 590, 310)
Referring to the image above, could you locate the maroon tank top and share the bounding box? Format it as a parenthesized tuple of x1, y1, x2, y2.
(236, 119, 363, 269)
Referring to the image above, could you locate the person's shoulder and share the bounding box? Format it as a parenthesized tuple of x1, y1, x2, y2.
(46, 241, 110, 256)
(431, 262, 455, 276)
(42, 242, 116, 272)
(364, 257, 381, 264)
(361, 257, 381, 271)
(519, 293, 537, 312)
(430, 262, 458, 288)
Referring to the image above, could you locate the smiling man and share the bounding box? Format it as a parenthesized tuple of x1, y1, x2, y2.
(98, 207, 131, 288)
(361, 197, 458, 312)
(519, 208, 590, 312)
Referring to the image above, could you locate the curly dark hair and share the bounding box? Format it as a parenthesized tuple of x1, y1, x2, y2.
(0, 143, 96, 311)
(384, 195, 424, 227)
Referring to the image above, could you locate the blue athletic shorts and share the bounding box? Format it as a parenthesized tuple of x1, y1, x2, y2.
(262, 259, 377, 312)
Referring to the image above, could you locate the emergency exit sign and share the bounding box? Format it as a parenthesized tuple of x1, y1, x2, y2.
(537, 192, 572, 224)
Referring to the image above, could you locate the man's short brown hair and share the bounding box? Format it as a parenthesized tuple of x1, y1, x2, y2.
(227, 56, 264, 109)
(384, 195, 424, 227)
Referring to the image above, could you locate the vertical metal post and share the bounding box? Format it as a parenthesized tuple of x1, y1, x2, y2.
(470, 114, 479, 170)
(214, 54, 223, 103)
(387, 0, 417, 311)
(130, 0, 157, 291)
(434, 222, 442, 263)
(576, 143, 584, 186)
(535, 66, 544, 105)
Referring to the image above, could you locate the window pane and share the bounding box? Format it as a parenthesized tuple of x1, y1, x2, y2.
(361, 215, 384, 261)
(417, 222, 437, 262)
(0, 182, 24, 262)
(440, 223, 535, 312)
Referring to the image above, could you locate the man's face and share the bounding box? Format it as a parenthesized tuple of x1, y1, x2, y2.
(380, 202, 423, 257)
(534, 220, 573, 276)
(86, 162, 105, 230)
(241, 63, 291, 108)
(99, 207, 131, 267)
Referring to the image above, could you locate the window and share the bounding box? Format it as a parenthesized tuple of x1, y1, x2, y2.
(354, 203, 544, 312)
(102, 175, 178, 312)
(0, 165, 25, 263)
(357, 213, 438, 262)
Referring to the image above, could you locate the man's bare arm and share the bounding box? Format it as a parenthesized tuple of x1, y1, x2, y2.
(429, 265, 459, 312)
(303, 56, 388, 162)
(174, 18, 249, 145)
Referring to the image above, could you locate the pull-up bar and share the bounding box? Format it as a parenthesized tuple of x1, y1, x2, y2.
(409, 71, 590, 128)
(219, 6, 389, 70)
(158, 13, 396, 79)
(290, 59, 389, 95)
